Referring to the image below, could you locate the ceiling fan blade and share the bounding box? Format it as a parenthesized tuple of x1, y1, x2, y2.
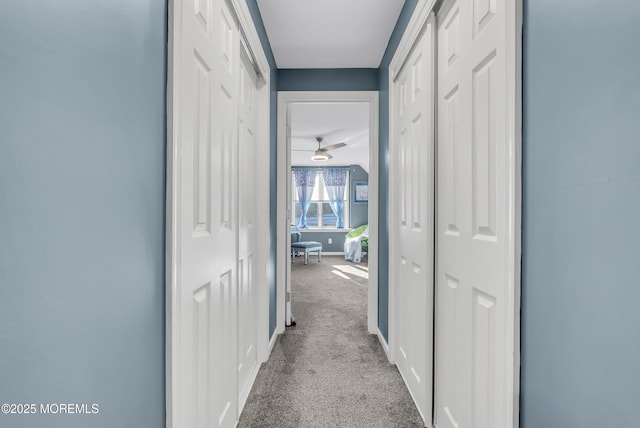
(291, 128, 345, 140)
(320, 142, 347, 152)
(326, 153, 333, 159)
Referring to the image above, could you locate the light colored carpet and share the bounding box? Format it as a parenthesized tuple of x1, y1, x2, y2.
(238, 255, 425, 428)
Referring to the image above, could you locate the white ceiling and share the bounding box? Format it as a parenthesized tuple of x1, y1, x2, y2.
(290, 102, 370, 171)
(256, 0, 405, 68)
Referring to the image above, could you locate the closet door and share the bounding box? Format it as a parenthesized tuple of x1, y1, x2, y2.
(176, 0, 239, 426)
(390, 13, 436, 424)
(435, 0, 514, 426)
(237, 45, 260, 412)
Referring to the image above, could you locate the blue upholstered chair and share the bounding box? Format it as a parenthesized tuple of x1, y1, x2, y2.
(290, 225, 322, 265)
(290, 224, 301, 244)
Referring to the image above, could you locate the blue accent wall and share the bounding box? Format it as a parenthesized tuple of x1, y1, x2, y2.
(349, 165, 370, 228)
(521, 1, 640, 426)
(297, 231, 348, 253)
(9, 3, 635, 426)
(278, 69, 378, 92)
(377, 0, 419, 341)
(246, 0, 279, 339)
(0, 1, 166, 427)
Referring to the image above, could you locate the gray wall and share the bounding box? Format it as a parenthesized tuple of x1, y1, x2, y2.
(521, 1, 640, 426)
(0, 1, 166, 427)
(298, 231, 351, 253)
(349, 165, 369, 228)
(278, 69, 378, 92)
(246, 0, 279, 339)
(377, 0, 419, 341)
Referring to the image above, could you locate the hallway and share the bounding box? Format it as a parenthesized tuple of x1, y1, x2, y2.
(238, 256, 423, 427)
(6, 0, 639, 427)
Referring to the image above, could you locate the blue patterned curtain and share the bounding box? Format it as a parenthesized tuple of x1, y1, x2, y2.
(323, 168, 347, 229)
(293, 168, 317, 228)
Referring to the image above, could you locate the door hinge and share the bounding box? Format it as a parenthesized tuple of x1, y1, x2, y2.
(286, 291, 291, 302)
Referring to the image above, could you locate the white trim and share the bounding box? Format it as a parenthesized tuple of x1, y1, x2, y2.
(389, 0, 438, 82)
(366, 97, 380, 335)
(276, 96, 288, 334)
(508, 1, 523, 426)
(229, 0, 270, 81)
(377, 327, 390, 360)
(387, 70, 396, 364)
(256, 66, 272, 364)
(166, 0, 271, 426)
(268, 329, 279, 353)
(277, 91, 379, 336)
(165, 1, 180, 426)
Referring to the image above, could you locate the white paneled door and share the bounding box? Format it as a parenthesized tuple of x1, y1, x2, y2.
(391, 14, 436, 425)
(435, 0, 515, 427)
(237, 46, 259, 412)
(177, 0, 239, 427)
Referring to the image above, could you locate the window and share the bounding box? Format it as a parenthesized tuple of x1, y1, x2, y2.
(292, 169, 349, 229)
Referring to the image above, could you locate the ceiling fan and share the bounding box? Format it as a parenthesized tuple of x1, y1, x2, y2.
(293, 136, 347, 162)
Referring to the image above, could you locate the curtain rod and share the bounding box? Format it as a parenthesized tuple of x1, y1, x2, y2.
(291, 166, 351, 170)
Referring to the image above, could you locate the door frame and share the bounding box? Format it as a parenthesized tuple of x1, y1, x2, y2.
(387, 0, 522, 426)
(166, 0, 272, 426)
(276, 91, 380, 336)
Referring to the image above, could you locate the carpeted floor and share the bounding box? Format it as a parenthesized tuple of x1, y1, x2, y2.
(238, 255, 424, 428)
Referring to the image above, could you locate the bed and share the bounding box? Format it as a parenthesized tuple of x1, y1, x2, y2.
(344, 224, 368, 263)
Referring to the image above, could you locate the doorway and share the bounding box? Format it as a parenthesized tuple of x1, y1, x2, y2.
(276, 92, 380, 337)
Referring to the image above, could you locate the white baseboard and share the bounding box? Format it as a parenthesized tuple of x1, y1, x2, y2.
(268, 331, 278, 354)
(376, 327, 390, 361)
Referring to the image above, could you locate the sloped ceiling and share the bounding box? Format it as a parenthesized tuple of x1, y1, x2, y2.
(290, 102, 370, 172)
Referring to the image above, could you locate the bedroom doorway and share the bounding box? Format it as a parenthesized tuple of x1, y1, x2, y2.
(276, 91, 380, 337)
